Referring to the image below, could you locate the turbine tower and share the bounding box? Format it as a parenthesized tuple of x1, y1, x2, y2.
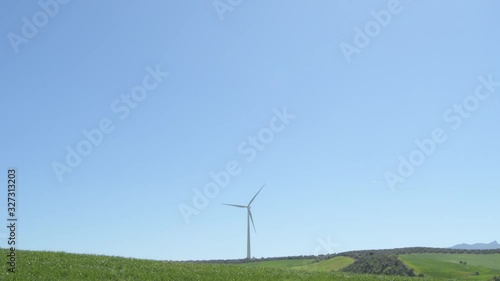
(223, 184, 265, 260)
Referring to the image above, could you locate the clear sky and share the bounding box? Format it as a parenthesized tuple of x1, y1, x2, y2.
(0, 0, 499, 261)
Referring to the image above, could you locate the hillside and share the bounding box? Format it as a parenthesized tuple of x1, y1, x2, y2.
(240, 256, 355, 272)
(236, 248, 500, 280)
(291, 256, 355, 272)
(400, 253, 500, 280)
(5, 248, 500, 280)
(0, 249, 420, 281)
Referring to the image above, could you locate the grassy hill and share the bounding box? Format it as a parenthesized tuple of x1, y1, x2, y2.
(4, 248, 500, 280)
(291, 256, 355, 272)
(0, 250, 420, 281)
(237, 248, 500, 280)
(240, 256, 355, 272)
(400, 253, 500, 280)
(239, 258, 316, 268)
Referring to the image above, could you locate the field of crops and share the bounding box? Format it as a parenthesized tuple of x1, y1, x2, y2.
(0, 250, 422, 281)
(291, 256, 355, 272)
(400, 253, 500, 281)
(240, 256, 354, 272)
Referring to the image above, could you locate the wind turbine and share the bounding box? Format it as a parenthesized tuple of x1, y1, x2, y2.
(223, 184, 265, 260)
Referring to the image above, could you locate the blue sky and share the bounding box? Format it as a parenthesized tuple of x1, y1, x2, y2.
(0, 0, 499, 261)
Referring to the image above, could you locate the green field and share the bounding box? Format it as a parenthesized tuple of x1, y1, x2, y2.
(241, 256, 355, 272)
(400, 253, 500, 280)
(0, 250, 420, 281)
(4, 249, 500, 280)
(291, 256, 355, 272)
(240, 258, 316, 268)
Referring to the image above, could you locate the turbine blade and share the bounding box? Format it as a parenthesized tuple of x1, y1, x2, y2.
(249, 210, 256, 233)
(248, 184, 265, 206)
(222, 203, 246, 208)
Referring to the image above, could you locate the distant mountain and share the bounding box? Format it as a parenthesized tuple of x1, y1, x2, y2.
(450, 241, 500, 250)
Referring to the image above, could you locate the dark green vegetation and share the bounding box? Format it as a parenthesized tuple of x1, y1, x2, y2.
(341, 252, 416, 276)
(0, 250, 421, 281)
